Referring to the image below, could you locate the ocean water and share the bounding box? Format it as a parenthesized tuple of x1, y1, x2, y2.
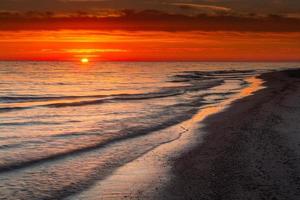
(0, 62, 298, 199)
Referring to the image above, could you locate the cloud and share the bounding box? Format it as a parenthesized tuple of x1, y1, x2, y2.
(1, 0, 300, 14)
(169, 3, 232, 13)
(64, 48, 127, 53)
(0, 9, 300, 32)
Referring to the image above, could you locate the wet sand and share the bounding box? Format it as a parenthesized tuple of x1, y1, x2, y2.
(68, 75, 266, 199)
(158, 69, 300, 199)
(68, 69, 300, 200)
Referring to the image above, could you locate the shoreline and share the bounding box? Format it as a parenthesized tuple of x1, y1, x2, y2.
(158, 69, 300, 199)
(68, 72, 267, 199)
(65, 69, 300, 200)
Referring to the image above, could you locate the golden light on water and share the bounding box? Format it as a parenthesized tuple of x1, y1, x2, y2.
(81, 58, 89, 63)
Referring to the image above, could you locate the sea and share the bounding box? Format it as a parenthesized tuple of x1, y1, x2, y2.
(0, 61, 299, 199)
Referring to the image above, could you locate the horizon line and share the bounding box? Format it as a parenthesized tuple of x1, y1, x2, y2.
(1, 60, 300, 63)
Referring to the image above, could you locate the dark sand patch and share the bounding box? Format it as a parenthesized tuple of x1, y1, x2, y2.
(158, 69, 300, 200)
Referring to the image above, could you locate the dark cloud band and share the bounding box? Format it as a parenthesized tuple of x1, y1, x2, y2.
(1, 10, 300, 32)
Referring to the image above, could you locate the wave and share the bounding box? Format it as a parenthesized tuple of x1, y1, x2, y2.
(0, 110, 196, 173)
(0, 78, 230, 174)
(180, 70, 255, 75)
(0, 120, 79, 127)
(0, 100, 206, 174)
(0, 79, 223, 113)
(0, 68, 259, 200)
(0, 143, 23, 150)
(0, 70, 254, 173)
(0, 70, 253, 103)
(0, 94, 107, 103)
(172, 69, 255, 80)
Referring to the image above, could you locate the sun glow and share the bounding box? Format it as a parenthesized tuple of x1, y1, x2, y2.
(1, 30, 300, 61)
(81, 58, 89, 63)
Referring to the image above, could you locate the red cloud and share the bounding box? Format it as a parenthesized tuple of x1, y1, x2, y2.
(0, 10, 300, 32)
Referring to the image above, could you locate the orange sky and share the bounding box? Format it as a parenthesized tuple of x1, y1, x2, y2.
(1, 1, 300, 61)
(1, 30, 300, 61)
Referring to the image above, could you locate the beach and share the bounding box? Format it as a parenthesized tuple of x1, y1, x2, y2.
(1, 1, 300, 199)
(157, 69, 300, 199)
(0, 63, 299, 199)
(68, 69, 300, 200)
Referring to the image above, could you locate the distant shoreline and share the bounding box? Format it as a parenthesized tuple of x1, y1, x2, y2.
(158, 69, 300, 199)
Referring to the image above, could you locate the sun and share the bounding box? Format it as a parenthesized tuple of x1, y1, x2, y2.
(81, 58, 89, 63)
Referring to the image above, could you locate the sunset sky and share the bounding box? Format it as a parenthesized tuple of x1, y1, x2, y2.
(1, 0, 300, 61)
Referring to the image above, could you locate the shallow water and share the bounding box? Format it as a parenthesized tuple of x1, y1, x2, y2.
(0, 61, 298, 199)
(68, 76, 264, 200)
